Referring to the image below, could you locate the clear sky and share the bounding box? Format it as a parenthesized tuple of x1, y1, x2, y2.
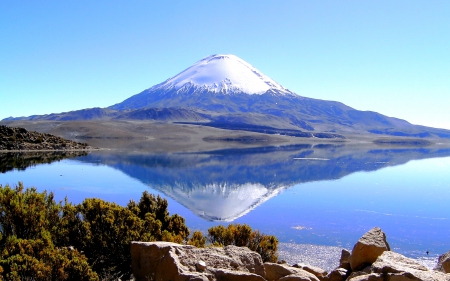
(1, 1, 449, 129)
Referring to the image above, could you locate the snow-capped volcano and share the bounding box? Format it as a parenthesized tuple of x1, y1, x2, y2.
(6, 54, 450, 139)
(160, 54, 290, 95)
(109, 54, 298, 111)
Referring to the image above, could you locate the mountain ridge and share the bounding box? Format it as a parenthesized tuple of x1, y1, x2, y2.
(4, 54, 450, 140)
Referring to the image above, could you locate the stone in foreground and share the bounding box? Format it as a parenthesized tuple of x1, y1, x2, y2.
(349, 227, 390, 271)
(435, 250, 450, 273)
(131, 241, 265, 281)
(264, 262, 319, 281)
(370, 251, 450, 281)
(292, 263, 327, 280)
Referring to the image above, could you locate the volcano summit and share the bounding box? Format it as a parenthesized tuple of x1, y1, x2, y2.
(146, 54, 291, 95)
(4, 54, 450, 142)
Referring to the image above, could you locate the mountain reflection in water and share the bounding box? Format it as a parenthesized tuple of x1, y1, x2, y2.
(67, 144, 450, 222)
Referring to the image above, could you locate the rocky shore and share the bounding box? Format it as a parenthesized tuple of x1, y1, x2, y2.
(131, 227, 450, 281)
(0, 125, 92, 151)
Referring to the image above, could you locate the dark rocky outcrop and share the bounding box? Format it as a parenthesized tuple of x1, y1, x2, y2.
(0, 125, 91, 151)
(131, 228, 450, 281)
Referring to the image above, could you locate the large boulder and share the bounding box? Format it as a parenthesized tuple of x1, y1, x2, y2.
(131, 241, 266, 281)
(435, 250, 450, 273)
(370, 251, 450, 281)
(264, 262, 319, 281)
(349, 227, 390, 271)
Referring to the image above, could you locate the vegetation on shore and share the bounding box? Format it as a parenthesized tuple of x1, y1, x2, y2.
(0, 183, 278, 280)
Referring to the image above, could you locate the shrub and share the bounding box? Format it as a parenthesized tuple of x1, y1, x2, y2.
(0, 182, 63, 244)
(67, 198, 145, 279)
(67, 193, 190, 280)
(0, 183, 98, 280)
(187, 230, 207, 248)
(0, 184, 191, 280)
(207, 224, 278, 262)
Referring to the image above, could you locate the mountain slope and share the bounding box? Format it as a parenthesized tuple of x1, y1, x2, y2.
(107, 54, 449, 138)
(4, 54, 450, 139)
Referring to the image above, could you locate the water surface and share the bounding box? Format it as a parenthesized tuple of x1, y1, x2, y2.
(1, 144, 449, 269)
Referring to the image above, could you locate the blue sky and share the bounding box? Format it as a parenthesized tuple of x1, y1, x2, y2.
(1, 1, 449, 129)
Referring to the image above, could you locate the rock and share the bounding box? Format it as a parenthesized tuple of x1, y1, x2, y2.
(292, 262, 327, 279)
(264, 262, 319, 281)
(434, 250, 450, 273)
(347, 273, 382, 281)
(265, 262, 303, 281)
(370, 251, 450, 281)
(196, 260, 206, 271)
(214, 268, 266, 281)
(349, 227, 390, 271)
(278, 271, 321, 281)
(131, 241, 266, 281)
(324, 268, 348, 281)
(339, 249, 351, 270)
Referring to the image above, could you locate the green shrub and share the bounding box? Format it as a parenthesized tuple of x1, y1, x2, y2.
(187, 230, 207, 248)
(207, 224, 278, 262)
(0, 184, 191, 280)
(66, 192, 190, 279)
(0, 183, 98, 281)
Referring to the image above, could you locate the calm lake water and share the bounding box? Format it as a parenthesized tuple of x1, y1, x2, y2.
(1, 144, 449, 269)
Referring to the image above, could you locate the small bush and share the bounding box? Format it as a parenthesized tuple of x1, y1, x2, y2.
(187, 230, 207, 248)
(207, 224, 278, 262)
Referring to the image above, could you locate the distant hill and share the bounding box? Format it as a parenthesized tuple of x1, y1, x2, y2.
(0, 125, 91, 151)
(4, 54, 450, 139)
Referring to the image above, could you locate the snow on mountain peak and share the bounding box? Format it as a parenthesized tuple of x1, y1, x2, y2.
(159, 54, 290, 95)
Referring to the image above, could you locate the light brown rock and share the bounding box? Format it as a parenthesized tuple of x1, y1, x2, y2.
(434, 250, 450, 273)
(131, 241, 266, 281)
(278, 271, 320, 281)
(349, 227, 390, 271)
(214, 268, 266, 281)
(293, 263, 327, 279)
(264, 262, 309, 281)
(324, 267, 348, 281)
(347, 273, 382, 281)
(371, 251, 450, 281)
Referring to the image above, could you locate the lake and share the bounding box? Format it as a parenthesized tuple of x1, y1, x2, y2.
(1, 144, 449, 270)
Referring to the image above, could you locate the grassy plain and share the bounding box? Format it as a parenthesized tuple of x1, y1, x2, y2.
(1, 120, 449, 153)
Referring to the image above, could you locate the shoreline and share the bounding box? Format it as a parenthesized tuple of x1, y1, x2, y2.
(278, 243, 440, 272)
